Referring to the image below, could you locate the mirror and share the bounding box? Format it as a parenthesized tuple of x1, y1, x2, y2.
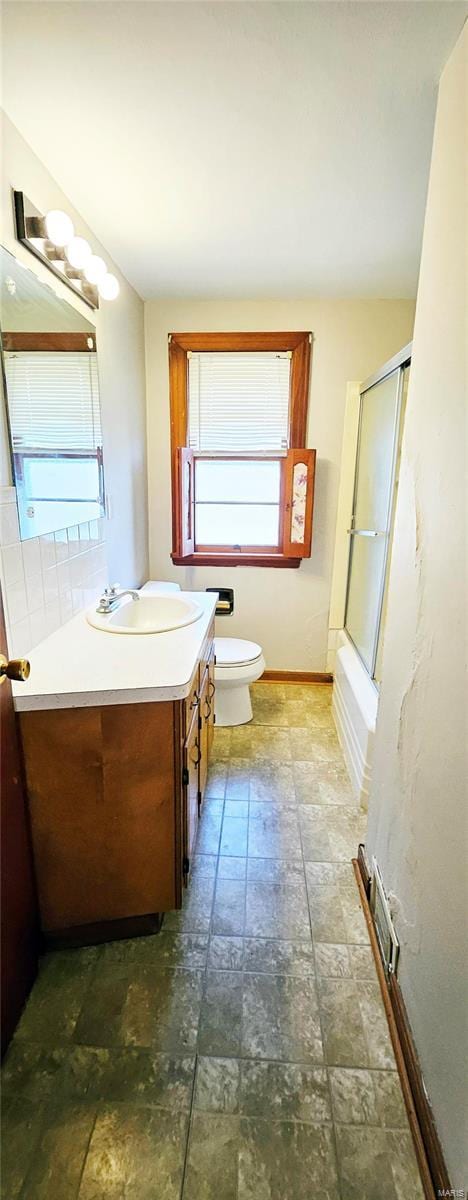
(0, 246, 105, 539)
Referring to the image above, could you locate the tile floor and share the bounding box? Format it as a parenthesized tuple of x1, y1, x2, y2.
(2, 682, 424, 1199)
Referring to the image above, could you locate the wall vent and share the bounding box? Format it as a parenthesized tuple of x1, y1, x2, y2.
(370, 858, 400, 975)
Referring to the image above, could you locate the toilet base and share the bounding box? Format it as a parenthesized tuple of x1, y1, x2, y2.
(215, 684, 253, 727)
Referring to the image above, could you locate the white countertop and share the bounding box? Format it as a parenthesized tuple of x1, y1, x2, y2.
(13, 585, 217, 712)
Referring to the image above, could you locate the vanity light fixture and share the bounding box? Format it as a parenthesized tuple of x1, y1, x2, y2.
(13, 191, 120, 309)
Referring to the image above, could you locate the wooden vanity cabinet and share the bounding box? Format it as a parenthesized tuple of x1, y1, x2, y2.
(18, 619, 215, 943)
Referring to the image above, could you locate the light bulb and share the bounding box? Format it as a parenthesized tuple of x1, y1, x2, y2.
(84, 254, 107, 285)
(98, 273, 120, 301)
(44, 209, 74, 247)
(65, 236, 92, 270)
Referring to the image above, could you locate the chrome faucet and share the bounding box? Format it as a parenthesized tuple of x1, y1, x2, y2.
(96, 583, 140, 614)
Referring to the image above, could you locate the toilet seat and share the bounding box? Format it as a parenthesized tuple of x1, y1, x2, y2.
(215, 638, 262, 668)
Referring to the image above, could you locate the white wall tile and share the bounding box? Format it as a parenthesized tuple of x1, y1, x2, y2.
(29, 607, 47, 648)
(0, 502, 20, 547)
(54, 529, 69, 563)
(22, 537, 42, 581)
(39, 533, 57, 571)
(2, 542, 24, 587)
(5, 578, 28, 625)
(25, 573, 44, 614)
(8, 616, 31, 657)
(43, 565, 59, 606)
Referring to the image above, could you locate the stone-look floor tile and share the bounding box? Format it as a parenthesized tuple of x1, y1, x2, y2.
(78, 1104, 188, 1199)
(279, 683, 330, 705)
(247, 857, 304, 883)
(290, 726, 342, 765)
(387, 1130, 425, 1199)
(349, 945, 376, 980)
(63, 1046, 195, 1109)
(211, 727, 232, 761)
(251, 681, 286, 700)
(318, 979, 369, 1067)
(243, 937, 314, 977)
(183, 1113, 240, 1200)
(329, 1067, 380, 1125)
(242, 973, 323, 1063)
(225, 758, 251, 799)
(164, 874, 215, 933)
(250, 727, 292, 761)
(0, 1094, 45, 1199)
(340, 888, 370, 944)
(239, 1117, 340, 1200)
(101, 931, 208, 970)
(81, 966, 203, 1054)
(305, 861, 338, 886)
(224, 798, 249, 818)
(284, 701, 335, 730)
(240, 1061, 332, 1123)
(208, 935, 244, 971)
(230, 727, 254, 758)
(217, 855, 247, 879)
(195, 807, 224, 856)
(358, 981, 396, 1069)
(191, 853, 217, 879)
(373, 1071, 409, 1128)
(299, 805, 333, 861)
(251, 696, 289, 727)
(294, 760, 353, 805)
(245, 880, 310, 939)
(248, 801, 301, 860)
(2, 1042, 67, 1104)
(334, 1125, 421, 1200)
(15, 948, 98, 1044)
(314, 944, 352, 978)
(211, 878, 246, 936)
(205, 763, 227, 798)
(249, 761, 296, 804)
(20, 1099, 96, 1200)
(198, 971, 243, 1057)
(322, 806, 367, 862)
(220, 814, 248, 857)
(307, 884, 348, 943)
(194, 1057, 240, 1113)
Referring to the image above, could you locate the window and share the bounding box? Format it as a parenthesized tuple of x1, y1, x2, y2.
(169, 332, 315, 566)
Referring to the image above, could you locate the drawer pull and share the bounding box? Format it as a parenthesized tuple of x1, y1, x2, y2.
(190, 744, 202, 766)
(190, 691, 199, 709)
(208, 680, 215, 701)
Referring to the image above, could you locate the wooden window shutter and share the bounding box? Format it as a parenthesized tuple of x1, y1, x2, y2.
(176, 447, 195, 558)
(281, 448, 316, 558)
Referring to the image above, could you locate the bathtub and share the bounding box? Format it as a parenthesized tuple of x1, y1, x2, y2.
(332, 630, 379, 811)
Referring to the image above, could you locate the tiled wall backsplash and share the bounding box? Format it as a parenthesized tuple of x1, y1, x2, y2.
(0, 486, 108, 655)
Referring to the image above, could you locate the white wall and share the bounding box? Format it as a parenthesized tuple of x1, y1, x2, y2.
(145, 299, 414, 669)
(366, 25, 467, 1187)
(1, 112, 148, 588)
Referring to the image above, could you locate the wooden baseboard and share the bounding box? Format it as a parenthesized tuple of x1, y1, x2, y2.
(43, 911, 163, 950)
(352, 859, 450, 1199)
(261, 670, 333, 684)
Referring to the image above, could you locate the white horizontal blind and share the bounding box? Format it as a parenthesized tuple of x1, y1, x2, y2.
(5, 351, 102, 451)
(188, 351, 290, 452)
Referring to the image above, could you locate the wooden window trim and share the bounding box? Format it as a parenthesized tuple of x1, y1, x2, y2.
(169, 331, 313, 568)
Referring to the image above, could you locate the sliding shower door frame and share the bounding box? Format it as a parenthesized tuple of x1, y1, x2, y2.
(344, 342, 412, 685)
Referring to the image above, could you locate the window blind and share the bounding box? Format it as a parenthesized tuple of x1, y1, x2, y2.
(4, 351, 102, 451)
(188, 351, 291, 452)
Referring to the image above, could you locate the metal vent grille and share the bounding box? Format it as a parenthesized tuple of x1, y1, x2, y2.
(370, 857, 400, 975)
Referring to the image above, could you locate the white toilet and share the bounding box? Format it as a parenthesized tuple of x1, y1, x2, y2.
(214, 637, 265, 726)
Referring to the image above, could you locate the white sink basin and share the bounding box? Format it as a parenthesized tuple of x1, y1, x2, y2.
(87, 594, 203, 635)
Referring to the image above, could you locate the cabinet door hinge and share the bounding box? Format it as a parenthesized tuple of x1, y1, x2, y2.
(213, 714, 216, 724)
(197, 789, 202, 811)
(198, 715, 202, 731)
(183, 856, 190, 875)
(182, 766, 189, 787)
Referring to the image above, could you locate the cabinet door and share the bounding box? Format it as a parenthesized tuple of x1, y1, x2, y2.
(183, 711, 201, 872)
(207, 645, 215, 759)
(199, 668, 209, 804)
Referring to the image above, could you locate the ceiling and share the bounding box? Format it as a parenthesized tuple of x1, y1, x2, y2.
(2, 2, 466, 300)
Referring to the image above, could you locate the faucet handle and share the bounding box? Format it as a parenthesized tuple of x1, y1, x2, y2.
(106, 582, 120, 595)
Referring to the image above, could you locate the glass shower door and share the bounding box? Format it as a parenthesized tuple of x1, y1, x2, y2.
(345, 367, 402, 677)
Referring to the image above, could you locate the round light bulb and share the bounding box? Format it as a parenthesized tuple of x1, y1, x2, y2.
(65, 236, 92, 270)
(98, 273, 120, 301)
(44, 209, 74, 247)
(84, 254, 107, 285)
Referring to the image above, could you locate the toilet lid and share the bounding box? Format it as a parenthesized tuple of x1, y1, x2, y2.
(215, 637, 262, 667)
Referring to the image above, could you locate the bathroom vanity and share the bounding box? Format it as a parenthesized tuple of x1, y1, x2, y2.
(13, 588, 217, 945)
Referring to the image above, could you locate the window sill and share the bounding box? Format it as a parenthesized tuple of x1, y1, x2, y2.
(171, 553, 302, 568)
